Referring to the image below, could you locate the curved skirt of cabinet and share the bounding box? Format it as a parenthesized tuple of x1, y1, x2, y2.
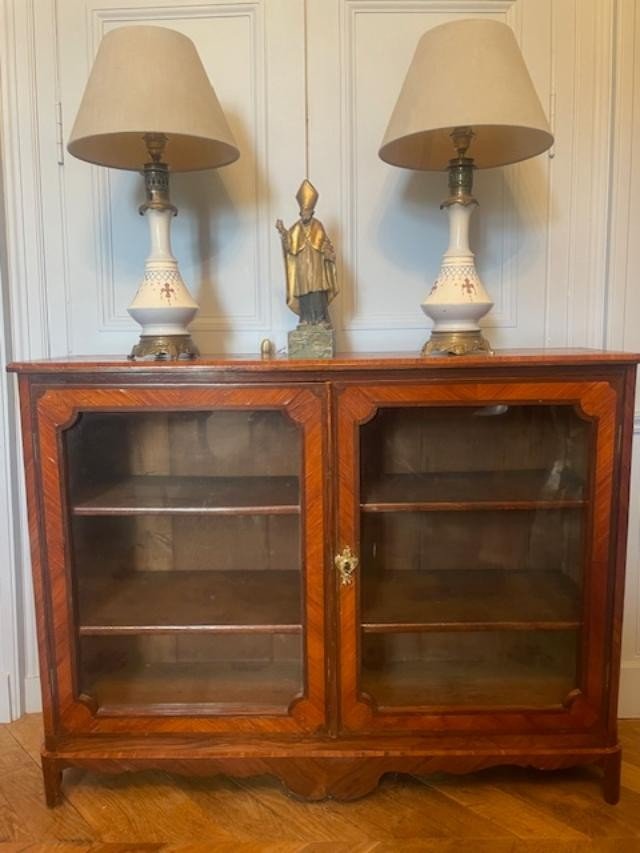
(40, 737, 622, 806)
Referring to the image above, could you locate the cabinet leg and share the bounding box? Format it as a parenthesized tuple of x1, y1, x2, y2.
(602, 750, 622, 805)
(42, 755, 63, 808)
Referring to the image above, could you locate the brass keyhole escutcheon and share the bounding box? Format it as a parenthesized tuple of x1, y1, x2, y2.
(335, 546, 359, 586)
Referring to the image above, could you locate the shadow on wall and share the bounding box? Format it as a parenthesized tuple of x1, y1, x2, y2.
(376, 168, 444, 278)
(173, 109, 251, 354)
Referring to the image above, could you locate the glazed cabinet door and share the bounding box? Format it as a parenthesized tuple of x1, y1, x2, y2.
(34, 383, 327, 735)
(335, 379, 619, 734)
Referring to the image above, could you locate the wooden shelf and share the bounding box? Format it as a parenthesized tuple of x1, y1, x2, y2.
(361, 470, 586, 512)
(78, 570, 301, 635)
(361, 658, 577, 709)
(82, 660, 302, 715)
(72, 475, 300, 516)
(361, 570, 582, 632)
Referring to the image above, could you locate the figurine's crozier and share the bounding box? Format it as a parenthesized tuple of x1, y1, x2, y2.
(276, 180, 337, 358)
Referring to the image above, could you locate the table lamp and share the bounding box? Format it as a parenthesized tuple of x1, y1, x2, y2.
(68, 25, 240, 359)
(379, 19, 553, 355)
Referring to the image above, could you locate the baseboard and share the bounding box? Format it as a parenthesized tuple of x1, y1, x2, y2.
(0, 672, 11, 723)
(619, 661, 640, 717)
(24, 674, 42, 713)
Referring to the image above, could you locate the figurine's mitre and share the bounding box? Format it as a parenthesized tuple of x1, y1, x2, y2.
(296, 179, 319, 210)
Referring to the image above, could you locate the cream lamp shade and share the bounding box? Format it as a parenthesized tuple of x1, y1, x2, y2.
(378, 18, 553, 357)
(379, 18, 553, 171)
(68, 25, 239, 172)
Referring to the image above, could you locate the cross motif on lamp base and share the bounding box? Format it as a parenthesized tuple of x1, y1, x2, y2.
(160, 282, 176, 302)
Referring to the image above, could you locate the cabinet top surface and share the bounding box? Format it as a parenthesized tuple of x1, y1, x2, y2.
(7, 349, 640, 375)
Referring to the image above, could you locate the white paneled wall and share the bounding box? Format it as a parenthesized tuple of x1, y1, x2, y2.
(608, 0, 640, 715)
(0, 0, 639, 718)
(307, 0, 549, 352)
(56, 0, 308, 355)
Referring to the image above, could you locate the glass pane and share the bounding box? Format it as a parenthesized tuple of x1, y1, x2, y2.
(359, 404, 590, 709)
(66, 410, 300, 510)
(361, 631, 578, 708)
(79, 634, 302, 712)
(73, 516, 300, 632)
(361, 510, 584, 627)
(361, 405, 589, 505)
(64, 409, 303, 713)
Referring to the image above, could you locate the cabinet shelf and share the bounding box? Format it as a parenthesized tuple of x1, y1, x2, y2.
(82, 660, 302, 715)
(72, 475, 300, 516)
(361, 570, 581, 632)
(361, 657, 577, 709)
(361, 471, 586, 512)
(78, 570, 301, 635)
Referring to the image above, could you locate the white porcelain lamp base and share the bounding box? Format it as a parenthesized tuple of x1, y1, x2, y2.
(127, 208, 199, 360)
(421, 185, 494, 356)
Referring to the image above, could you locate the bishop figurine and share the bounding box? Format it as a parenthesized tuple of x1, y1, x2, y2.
(276, 180, 338, 358)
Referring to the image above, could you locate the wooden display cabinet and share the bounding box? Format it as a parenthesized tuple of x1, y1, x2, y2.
(9, 350, 639, 806)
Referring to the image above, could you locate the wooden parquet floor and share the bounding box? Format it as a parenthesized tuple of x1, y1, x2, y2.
(2, 716, 640, 851)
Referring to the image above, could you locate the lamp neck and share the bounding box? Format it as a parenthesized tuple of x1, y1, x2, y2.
(139, 132, 177, 217)
(441, 156, 476, 209)
(139, 161, 178, 216)
(441, 126, 477, 210)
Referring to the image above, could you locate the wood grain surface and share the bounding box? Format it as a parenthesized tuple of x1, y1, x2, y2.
(3, 714, 640, 848)
(72, 474, 301, 515)
(77, 569, 302, 634)
(8, 347, 640, 373)
(10, 353, 640, 811)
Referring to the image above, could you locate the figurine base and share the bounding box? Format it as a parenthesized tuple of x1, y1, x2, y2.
(288, 325, 335, 360)
(421, 330, 493, 357)
(128, 334, 199, 361)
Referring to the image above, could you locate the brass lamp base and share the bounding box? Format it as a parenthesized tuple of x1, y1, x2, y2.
(421, 330, 493, 357)
(128, 334, 199, 361)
